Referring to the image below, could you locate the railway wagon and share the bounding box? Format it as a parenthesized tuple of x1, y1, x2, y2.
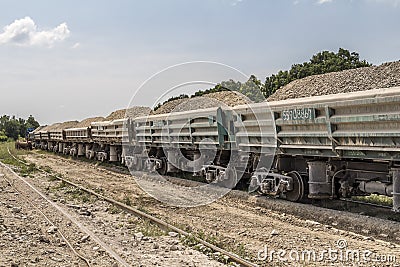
(125, 107, 238, 184)
(247, 87, 400, 211)
(89, 119, 126, 162)
(47, 128, 65, 153)
(37, 128, 51, 150)
(64, 127, 92, 157)
(28, 87, 400, 211)
(30, 126, 46, 149)
(125, 87, 400, 211)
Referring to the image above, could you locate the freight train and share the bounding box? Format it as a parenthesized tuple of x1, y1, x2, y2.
(29, 87, 400, 212)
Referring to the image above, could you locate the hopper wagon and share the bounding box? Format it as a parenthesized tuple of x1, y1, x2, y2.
(29, 87, 400, 211)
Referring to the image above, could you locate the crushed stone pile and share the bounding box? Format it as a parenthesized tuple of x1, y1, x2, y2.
(106, 107, 152, 120)
(268, 61, 400, 101)
(52, 121, 79, 131)
(74, 117, 105, 128)
(39, 121, 79, 132)
(38, 123, 61, 132)
(32, 126, 46, 133)
(153, 91, 252, 115)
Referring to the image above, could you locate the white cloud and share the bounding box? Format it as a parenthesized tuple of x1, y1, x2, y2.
(0, 17, 70, 47)
(314, 0, 400, 6)
(370, 0, 400, 6)
(71, 42, 80, 49)
(231, 0, 243, 6)
(317, 0, 333, 4)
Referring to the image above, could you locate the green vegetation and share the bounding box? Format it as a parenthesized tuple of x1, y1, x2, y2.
(0, 130, 7, 142)
(153, 48, 371, 109)
(122, 194, 132, 206)
(60, 184, 96, 203)
(107, 205, 122, 214)
(153, 94, 189, 110)
(181, 229, 251, 262)
(263, 48, 371, 97)
(47, 174, 59, 182)
(0, 115, 40, 141)
(153, 75, 266, 110)
(0, 141, 36, 176)
(353, 194, 393, 206)
(136, 219, 165, 237)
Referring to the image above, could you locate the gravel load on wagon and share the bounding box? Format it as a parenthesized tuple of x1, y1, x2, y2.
(74, 117, 105, 128)
(106, 106, 152, 120)
(153, 91, 253, 115)
(267, 61, 400, 101)
(32, 125, 47, 133)
(38, 123, 61, 132)
(52, 121, 79, 131)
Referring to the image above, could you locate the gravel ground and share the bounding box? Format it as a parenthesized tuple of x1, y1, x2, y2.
(268, 61, 400, 101)
(0, 160, 226, 267)
(23, 152, 400, 267)
(0, 164, 119, 267)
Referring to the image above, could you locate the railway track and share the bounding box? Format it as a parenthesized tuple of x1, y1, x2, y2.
(1, 151, 132, 267)
(338, 198, 392, 210)
(0, 162, 92, 267)
(28, 147, 400, 222)
(164, 174, 395, 212)
(4, 147, 259, 267)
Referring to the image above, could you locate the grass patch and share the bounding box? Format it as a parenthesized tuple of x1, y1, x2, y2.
(47, 175, 58, 182)
(136, 219, 165, 237)
(180, 229, 251, 263)
(93, 187, 104, 194)
(122, 194, 132, 206)
(137, 204, 148, 213)
(353, 194, 393, 206)
(108, 205, 122, 214)
(20, 163, 37, 177)
(58, 184, 96, 203)
(0, 141, 25, 166)
(52, 181, 67, 190)
(41, 165, 53, 173)
(0, 142, 37, 177)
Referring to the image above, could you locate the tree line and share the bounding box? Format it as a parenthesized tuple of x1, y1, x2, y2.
(263, 48, 371, 97)
(154, 48, 371, 108)
(0, 115, 40, 142)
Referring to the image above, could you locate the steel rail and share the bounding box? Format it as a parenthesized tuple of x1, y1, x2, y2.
(0, 161, 92, 267)
(8, 147, 259, 267)
(4, 148, 131, 267)
(338, 197, 392, 210)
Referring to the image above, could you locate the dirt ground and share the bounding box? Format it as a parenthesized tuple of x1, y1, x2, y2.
(16, 151, 400, 266)
(0, 162, 225, 267)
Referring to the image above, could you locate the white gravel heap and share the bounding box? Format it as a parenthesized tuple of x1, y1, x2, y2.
(106, 106, 152, 120)
(268, 61, 400, 101)
(153, 91, 252, 115)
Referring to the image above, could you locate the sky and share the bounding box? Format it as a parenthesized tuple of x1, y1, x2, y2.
(0, 0, 400, 125)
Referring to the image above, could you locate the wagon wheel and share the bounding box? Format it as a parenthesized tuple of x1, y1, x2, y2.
(157, 157, 168, 176)
(130, 157, 142, 171)
(218, 167, 238, 189)
(285, 171, 304, 202)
